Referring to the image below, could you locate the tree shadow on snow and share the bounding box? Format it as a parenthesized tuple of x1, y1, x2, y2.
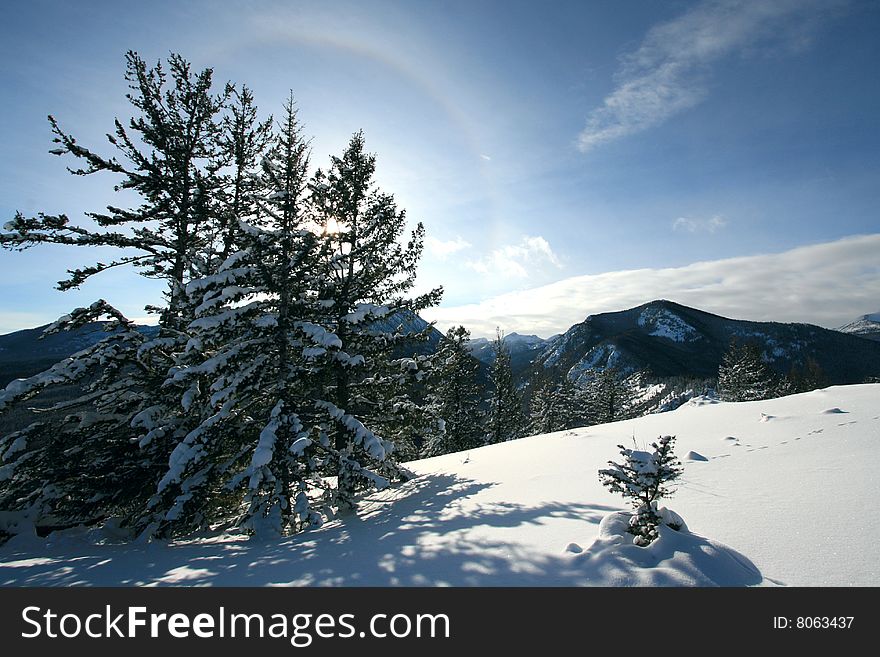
(0, 473, 763, 587)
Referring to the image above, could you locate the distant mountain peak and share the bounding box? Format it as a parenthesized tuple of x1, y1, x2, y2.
(836, 312, 880, 342)
(503, 332, 545, 344)
(466, 332, 550, 368)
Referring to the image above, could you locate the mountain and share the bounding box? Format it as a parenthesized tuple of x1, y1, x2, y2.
(368, 309, 445, 355)
(530, 300, 880, 387)
(836, 313, 880, 342)
(467, 332, 550, 374)
(0, 322, 160, 387)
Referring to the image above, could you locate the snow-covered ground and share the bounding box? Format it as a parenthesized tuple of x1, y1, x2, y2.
(1, 385, 877, 586)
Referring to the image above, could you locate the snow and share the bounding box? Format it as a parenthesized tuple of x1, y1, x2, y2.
(501, 333, 546, 348)
(249, 401, 284, 477)
(837, 313, 880, 336)
(315, 401, 390, 461)
(301, 347, 327, 359)
(2, 384, 879, 586)
(296, 322, 342, 349)
(638, 307, 700, 342)
(0, 435, 27, 460)
(572, 511, 760, 586)
(627, 450, 657, 474)
(567, 345, 614, 383)
(541, 330, 574, 367)
(290, 437, 311, 456)
(343, 303, 390, 324)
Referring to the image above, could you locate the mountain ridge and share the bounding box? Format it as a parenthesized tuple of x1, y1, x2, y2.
(3, 301, 879, 389)
(528, 299, 880, 387)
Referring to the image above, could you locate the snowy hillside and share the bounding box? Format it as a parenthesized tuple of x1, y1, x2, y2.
(1, 384, 877, 586)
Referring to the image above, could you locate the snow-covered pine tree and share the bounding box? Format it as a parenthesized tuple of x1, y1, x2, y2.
(527, 381, 554, 436)
(309, 131, 443, 508)
(598, 435, 684, 546)
(486, 330, 526, 443)
(560, 377, 588, 428)
(136, 94, 335, 537)
(0, 52, 232, 534)
(0, 302, 165, 532)
(369, 343, 441, 463)
(423, 325, 485, 456)
(717, 340, 779, 402)
(584, 367, 639, 425)
(528, 377, 581, 435)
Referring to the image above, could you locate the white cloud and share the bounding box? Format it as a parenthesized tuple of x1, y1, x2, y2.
(424, 234, 880, 338)
(480, 154, 492, 161)
(425, 235, 472, 259)
(467, 235, 562, 279)
(673, 215, 728, 233)
(577, 0, 842, 152)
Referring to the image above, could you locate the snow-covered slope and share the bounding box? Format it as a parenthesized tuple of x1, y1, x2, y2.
(1, 385, 877, 586)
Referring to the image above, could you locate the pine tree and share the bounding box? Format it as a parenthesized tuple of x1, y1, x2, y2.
(528, 377, 581, 435)
(0, 52, 232, 534)
(309, 131, 443, 508)
(423, 325, 485, 456)
(787, 357, 827, 394)
(599, 435, 684, 546)
(0, 302, 165, 531)
(2, 52, 231, 330)
(215, 85, 274, 260)
(584, 367, 639, 424)
(0, 55, 444, 539)
(718, 340, 779, 402)
(140, 96, 330, 537)
(486, 330, 526, 443)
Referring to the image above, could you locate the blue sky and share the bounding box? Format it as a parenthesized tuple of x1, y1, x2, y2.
(1, 0, 878, 336)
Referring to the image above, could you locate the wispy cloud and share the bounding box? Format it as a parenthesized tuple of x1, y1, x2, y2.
(424, 234, 880, 338)
(479, 154, 492, 161)
(425, 235, 472, 259)
(467, 235, 562, 279)
(577, 0, 844, 152)
(673, 215, 728, 233)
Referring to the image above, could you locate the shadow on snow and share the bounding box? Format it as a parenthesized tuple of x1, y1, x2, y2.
(0, 472, 762, 587)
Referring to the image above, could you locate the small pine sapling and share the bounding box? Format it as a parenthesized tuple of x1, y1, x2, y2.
(598, 435, 684, 546)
